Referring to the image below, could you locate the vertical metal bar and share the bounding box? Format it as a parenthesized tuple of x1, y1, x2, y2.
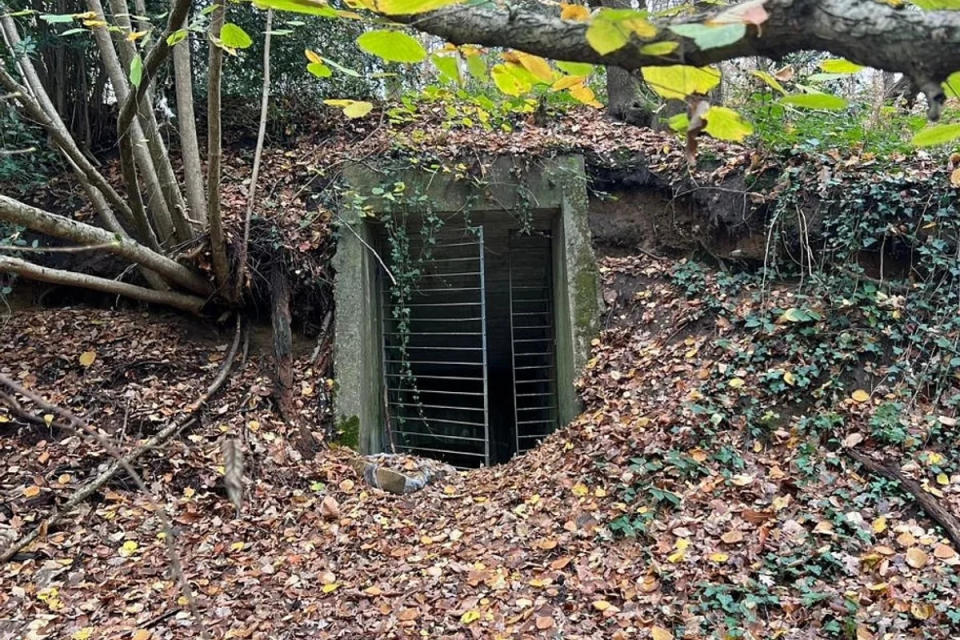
(508, 232, 520, 456)
(478, 226, 490, 467)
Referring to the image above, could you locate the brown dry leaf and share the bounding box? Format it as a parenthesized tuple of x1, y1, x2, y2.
(397, 608, 419, 621)
(320, 495, 340, 519)
(592, 600, 611, 611)
(721, 530, 744, 544)
(535, 616, 555, 630)
(951, 167, 960, 187)
(934, 543, 956, 559)
(906, 547, 928, 569)
(911, 602, 934, 620)
(132, 631, 152, 640)
(23, 484, 41, 497)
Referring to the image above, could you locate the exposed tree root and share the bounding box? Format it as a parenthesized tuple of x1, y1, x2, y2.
(846, 448, 960, 549)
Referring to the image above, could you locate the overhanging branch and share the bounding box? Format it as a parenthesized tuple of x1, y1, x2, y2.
(399, 0, 960, 116)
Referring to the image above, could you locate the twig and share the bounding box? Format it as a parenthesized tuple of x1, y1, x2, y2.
(234, 8, 272, 301)
(846, 447, 960, 549)
(335, 212, 397, 286)
(0, 241, 120, 253)
(0, 316, 242, 638)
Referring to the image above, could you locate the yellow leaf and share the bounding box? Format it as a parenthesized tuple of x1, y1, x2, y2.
(906, 547, 928, 569)
(119, 540, 139, 557)
(783, 371, 796, 386)
(571, 482, 589, 497)
(641, 65, 720, 100)
(72, 627, 94, 640)
(552, 74, 588, 91)
(514, 51, 554, 82)
(460, 609, 481, 624)
(592, 600, 611, 611)
(323, 99, 374, 118)
(927, 451, 945, 465)
(126, 29, 150, 41)
(568, 83, 601, 107)
(951, 167, 960, 187)
(911, 602, 934, 620)
(230, 541, 245, 551)
(651, 626, 674, 640)
(560, 2, 589, 20)
(851, 389, 870, 403)
(728, 377, 745, 389)
(23, 484, 41, 497)
(937, 473, 950, 486)
(321, 582, 340, 593)
(305, 49, 323, 64)
(79, 350, 96, 367)
(709, 552, 729, 562)
(872, 516, 887, 534)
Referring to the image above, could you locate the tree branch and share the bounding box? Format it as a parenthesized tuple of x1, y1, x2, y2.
(0, 194, 212, 296)
(399, 0, 960, 117)
(0, 256, 206, 313)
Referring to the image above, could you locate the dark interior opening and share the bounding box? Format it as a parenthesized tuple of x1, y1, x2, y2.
(376, 211, 559, 467)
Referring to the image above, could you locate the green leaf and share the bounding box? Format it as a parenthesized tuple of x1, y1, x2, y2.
(641, 65, 720, 100)
(323, 57, 360, 77)
(944, 71, 960, 99)
(490, 63, 532, 96)
(166, 28, 188, 46)
(780, 93, 848, 110)
(909, 0, 960, 8)
(703, 106, 753, 142)
(911, 123, 960, 147)
(466, 54, 486, 81)
(668, 23, 745, 50)
(307, 61, 332, 77)
(252, 0, 337, 18)
(667, 112, 689, 132)
(585, 16, 627, 55)
(220, 23, 252, 49)
(586, 8, 656, 55)
(555, 61, 594, 76)
(375, 0, 462, 14)
(60, 28, 88, 36)
(356, 30, 426, 64)
(431, 53, 460, 85)
(818, 58, 863, 74)
(639, 41, 678, 56)
(40, 13, 75, 23)
(324, 99, 374, 118)
(129, 54, 143, 88)
(750, 70, 785, 94)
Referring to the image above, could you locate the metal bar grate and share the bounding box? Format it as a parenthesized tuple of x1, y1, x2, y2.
(509, 231, 559, 455)
(382, 225, 490, 467)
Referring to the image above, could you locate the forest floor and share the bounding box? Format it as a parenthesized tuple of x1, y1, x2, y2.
(3, 251, 960, 639)
(3, 110, 960, 639)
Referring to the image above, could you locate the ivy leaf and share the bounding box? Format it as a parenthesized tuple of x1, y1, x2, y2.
(356, 30, 426, 63)
(911, 123, 960, 147)
(819, 58, 864, 74)
(669, 23, 745, 50)
(324, 99, 374, 118)
(641, 65, 720, 99)
(220, 23, 252, 49)
(780, 93, 848, 110)
(129, 54, 143, 88)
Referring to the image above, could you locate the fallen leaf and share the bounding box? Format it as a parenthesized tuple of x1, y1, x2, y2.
(535, 616, 555, 630)
(906, 547, 928, 569)
(78, 350, 96, 367)
(851, 389, 870, 403)
(23, 484, 40, 497)
(651, 626, 674, 640)
(460, 609, 481, 624)
(320, 495, 340, 519)
(721, 530, 744, 544)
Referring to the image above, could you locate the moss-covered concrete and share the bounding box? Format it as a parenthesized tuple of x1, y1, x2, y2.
(333, 154, 600, 455)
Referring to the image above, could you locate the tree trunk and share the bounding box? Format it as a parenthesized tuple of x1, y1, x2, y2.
(0, 256, 205, 313)
(206, 5, 231, 294)
(86, 0, 176, 245)
(0, 194, 212, 296)
(597, 0, 653, 127)
(172, 13, 207, 225)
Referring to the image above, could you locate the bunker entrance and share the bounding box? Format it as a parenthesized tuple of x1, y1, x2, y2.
(379, 212, 558, 467)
